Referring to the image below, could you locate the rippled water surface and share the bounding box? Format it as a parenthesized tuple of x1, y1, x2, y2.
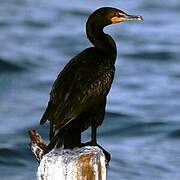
(0, 0, 180, 179)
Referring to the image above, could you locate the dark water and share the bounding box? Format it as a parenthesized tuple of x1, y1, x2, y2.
(0, 0, 180, 179)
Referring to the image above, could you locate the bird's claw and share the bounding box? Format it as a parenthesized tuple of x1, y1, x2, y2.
(80, 141, 111, 163)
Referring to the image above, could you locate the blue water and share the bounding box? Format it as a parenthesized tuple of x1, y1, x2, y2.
(0, 0, 180, 179)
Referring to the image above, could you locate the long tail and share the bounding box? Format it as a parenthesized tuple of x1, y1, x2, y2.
(46, 130, 61, 152)
(49, 120, 56, 141)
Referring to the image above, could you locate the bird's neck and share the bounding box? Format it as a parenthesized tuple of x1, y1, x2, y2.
(86, 21, 117, 60)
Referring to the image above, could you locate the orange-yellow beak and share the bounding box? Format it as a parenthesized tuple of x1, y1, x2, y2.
(111, 13, 143, 24)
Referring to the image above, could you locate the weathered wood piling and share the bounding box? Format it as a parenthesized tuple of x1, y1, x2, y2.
(28, 129, 107, 180)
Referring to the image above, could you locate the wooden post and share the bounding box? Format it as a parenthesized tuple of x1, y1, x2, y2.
(28, 130, 107, 180)
(37, 146, 106, 180)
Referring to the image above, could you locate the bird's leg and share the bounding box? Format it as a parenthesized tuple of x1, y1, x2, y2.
(91, 124, 97, 145)
(81, 125, 111, 162)
(80, 124, 97, 146)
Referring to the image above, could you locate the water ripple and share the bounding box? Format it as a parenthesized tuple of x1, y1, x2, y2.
(0, 58, 25, 73)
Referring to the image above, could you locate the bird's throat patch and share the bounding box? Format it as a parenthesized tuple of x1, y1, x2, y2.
(111, 17, 122, 24)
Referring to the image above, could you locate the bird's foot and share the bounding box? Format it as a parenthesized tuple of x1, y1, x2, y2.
(81, 141, 111, 163)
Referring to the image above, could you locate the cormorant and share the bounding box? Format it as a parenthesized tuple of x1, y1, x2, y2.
(40, 7, 143, 162)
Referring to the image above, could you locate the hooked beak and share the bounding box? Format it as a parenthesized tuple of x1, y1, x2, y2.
(111, 14, 143, 24)
(125, 14, 143, 21)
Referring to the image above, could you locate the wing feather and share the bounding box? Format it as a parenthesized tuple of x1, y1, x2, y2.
(40, 47, 115, 130)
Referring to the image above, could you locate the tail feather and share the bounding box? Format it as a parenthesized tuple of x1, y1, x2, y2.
(46, 129, 82, 151)
(47, 130, 61, 152)
(49, 120, 55, 141)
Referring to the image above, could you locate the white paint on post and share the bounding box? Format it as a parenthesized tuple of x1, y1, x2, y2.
(37, 146, 106, 180)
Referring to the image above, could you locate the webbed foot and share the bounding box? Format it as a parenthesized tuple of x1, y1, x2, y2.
(81, 141, 111, 163)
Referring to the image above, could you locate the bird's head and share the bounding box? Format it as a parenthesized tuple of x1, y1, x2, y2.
(89, 7, 143, 27)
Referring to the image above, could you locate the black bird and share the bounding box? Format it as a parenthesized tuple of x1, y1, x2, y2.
(40, 7, 143, 162)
